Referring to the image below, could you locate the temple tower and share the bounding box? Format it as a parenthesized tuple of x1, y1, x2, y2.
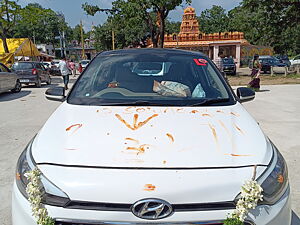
(179, 6, 200, 35)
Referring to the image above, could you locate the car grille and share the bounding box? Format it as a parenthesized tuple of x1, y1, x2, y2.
(63, 201, 236, 212)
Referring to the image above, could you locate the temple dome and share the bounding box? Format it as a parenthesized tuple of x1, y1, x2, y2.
(184, 6, 195, 14)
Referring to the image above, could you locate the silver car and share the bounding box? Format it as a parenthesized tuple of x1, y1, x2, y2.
(0, 63, 22, 94)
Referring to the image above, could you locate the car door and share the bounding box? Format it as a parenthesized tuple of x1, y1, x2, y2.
(0, 63, 12, 91)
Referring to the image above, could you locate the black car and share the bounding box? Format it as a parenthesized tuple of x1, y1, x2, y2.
(249, 56, 286, 73)
(11, 61, 51, 87)
(275, 55, 291, 67)
(222, 58, 236, 75)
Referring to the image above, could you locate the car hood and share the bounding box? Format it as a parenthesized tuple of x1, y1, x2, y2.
(32, 102, 272, 168)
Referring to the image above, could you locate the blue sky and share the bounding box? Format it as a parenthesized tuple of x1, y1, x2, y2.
(18, 0, 242, 30)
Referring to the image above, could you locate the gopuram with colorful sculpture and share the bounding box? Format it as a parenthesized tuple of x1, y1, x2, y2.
(149, 6, 273, 68)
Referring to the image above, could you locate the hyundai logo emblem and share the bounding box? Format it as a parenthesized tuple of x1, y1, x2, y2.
(131, 199, 173, 220)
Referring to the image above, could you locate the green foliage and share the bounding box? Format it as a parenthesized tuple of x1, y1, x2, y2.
(198, 5, 229, 33)
(0, 0, 21, 52)
(165, 20, 181, 34)
(13, 4, 69, 47)
(223, 218, 244, 225)
(83, 0, 191, 48)
(229, 0, 300, 55)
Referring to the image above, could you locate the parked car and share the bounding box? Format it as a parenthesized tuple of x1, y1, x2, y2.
(0, 63, 22, 94)
(80, 59, 90, 69)
(11, 61, 51, 87)
(42, 62, 51, 70)
(290, 55, 300, 66)
(49, 61, 61, 76)
(274, 55, 291, 67)
(249, 56, 286, 73)
(13, 49, 291, 225)
(222, 57, 236, 75)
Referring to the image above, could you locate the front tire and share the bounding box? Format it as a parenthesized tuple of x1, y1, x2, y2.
(11, 80, 22, 93)
(36, 78, 42, 88)
(46, 76, 51, 85)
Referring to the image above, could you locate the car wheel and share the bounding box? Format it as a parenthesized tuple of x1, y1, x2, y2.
(46, 76, 51, 85)
(36, 78, 42, 88)
(11, 80, 22, 93)
(232, 70, 237, 76)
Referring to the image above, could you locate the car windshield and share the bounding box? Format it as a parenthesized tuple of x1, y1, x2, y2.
(223, 58, 234, 64)
(68, 52, 233, 106)
(12, 62, 34, 70)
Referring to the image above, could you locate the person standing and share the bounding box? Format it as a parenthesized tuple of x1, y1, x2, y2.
(58, 57, 71, 90)
(78, 62, 83, 74)
(69, 60, 76, 77)
(248, 54, 261, 91)
(214, 51, 226, 79)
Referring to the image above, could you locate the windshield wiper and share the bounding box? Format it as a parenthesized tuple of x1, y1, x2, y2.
(190, 98, 230, 106)
(99, 101, 172, 106)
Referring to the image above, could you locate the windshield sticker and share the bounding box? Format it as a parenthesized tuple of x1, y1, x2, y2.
(194, 58, 208, 66)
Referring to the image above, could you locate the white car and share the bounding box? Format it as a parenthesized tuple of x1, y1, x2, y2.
(80, 59, 91, 69)
(12, 49, 291, 225)
(290, 55, 300, 66)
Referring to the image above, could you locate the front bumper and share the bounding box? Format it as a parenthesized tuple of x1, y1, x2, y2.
(12, 182, 291, 225)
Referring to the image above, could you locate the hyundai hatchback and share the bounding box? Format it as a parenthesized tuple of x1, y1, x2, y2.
(12, 49, 291, 225)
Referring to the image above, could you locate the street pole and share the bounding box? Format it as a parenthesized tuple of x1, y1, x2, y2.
(112, 30, 115, 50)
(59, 31, 63, 58)
(80, 21, 85, 59)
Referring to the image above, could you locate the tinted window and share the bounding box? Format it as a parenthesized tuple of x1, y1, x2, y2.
(69, 52, 233, 106)
(223, 58, 234, 64)
(12, 62, 34, 70)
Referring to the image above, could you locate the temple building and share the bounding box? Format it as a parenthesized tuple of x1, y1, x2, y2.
(152, 6, 273, 68)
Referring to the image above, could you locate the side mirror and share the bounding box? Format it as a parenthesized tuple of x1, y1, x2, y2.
(237, 87, 255, 103)
(45, 87, 65, 102)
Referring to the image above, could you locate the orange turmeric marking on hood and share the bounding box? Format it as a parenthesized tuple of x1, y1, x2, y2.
(163, 160, 167, 164)
(144, 184, 156, 191)
(115, 114, 158, 130)
(126, 144, 150, 155)
(125, 137, 139, 144)
(202, 113, 211, 117)
(166, 133, 174, 143)
(191, 110, 199, 114)
(234, 124, 244, 135)
(216, 110, 224, 113)
(209, 124, 218, 143)
(66, 124, 82, 132)
(231, 112, 240, 117)
(136, 108, 145, 113)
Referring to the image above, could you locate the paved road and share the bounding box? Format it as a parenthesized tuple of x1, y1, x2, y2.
(0, 81, 299, 224)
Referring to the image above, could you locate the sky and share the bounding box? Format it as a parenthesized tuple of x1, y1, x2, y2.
(18, 0, 242, 31)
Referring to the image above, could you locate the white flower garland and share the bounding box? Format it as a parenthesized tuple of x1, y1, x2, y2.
(224, 165, 263, 225)
(25, 168, 55, 225)
(25, 167, 262, 225)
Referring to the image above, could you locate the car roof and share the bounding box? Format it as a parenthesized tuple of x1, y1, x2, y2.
(13, 61, 40, 64)
(99, 48, 207, 57)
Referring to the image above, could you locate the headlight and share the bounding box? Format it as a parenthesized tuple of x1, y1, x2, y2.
(258, 142, 289, 205)
(16, 138, 70, 207)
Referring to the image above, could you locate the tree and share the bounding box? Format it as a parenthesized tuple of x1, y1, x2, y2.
(229, 0, 300, 55)
(165, 20, 181, 34)
(197, 5, 229, 33)
(83, 0, 191, 48)
(0, 0, 21, 53)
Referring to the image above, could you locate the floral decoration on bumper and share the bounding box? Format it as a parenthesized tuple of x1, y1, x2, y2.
(25, 169, 55, 225)
(224, 166, 263, 225)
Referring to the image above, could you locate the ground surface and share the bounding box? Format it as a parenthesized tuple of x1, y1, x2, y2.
(0, 77, 299, 224)
(229, 67, 300, 86)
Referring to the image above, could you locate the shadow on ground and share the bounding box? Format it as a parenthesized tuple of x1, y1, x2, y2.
(0, 90, 31, 102)
(292, 211, 300, 225)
